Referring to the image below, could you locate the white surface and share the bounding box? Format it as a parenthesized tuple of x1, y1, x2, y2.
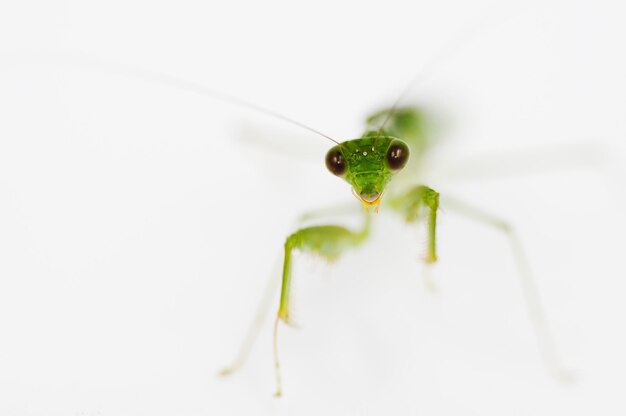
(1, 0, 625, 415)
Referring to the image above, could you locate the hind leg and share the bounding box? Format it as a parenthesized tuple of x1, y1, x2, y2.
(442, 195, 571, 381)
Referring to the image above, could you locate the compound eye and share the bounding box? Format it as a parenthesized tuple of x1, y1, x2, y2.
(325, 146, 346, 176)
(386, 140, 409, 171)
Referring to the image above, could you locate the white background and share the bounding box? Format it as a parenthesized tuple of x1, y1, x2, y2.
(1, 0, 625, 415)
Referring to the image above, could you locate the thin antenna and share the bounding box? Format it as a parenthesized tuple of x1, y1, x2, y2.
(379, 12, 507, 132)
(52, 54, 340, 145)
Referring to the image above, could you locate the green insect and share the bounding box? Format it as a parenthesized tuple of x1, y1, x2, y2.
(211, 93, 568, 396)
(21, 52, 568, 397)
(68, 47, 566, 396)
(273, 108, 442, 396)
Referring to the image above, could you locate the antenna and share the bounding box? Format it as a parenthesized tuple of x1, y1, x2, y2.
(379, 11, 509, 131)
(53, 54, 340, 145)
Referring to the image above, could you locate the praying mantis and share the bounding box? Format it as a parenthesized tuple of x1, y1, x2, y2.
(208, 73, 569, 397)
(9, 36, 571, 401)
(6, 1, 626, 413)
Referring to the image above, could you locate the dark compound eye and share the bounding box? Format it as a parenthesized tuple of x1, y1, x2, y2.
(386, 140, 410, 171)
(325, 146, 346, 176)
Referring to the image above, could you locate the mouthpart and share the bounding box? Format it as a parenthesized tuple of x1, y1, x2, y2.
(352, 189, 383, 211)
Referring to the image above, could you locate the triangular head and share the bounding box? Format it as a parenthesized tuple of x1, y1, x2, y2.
(325, 131, 409, 209)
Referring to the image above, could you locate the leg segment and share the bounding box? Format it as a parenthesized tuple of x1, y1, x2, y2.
(387, 185, 440, 263)
(442, 195, 570, 381)
(273, 215, 371, 396)
(218, 259, 281, 377)
(219, 208, 370, 396)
